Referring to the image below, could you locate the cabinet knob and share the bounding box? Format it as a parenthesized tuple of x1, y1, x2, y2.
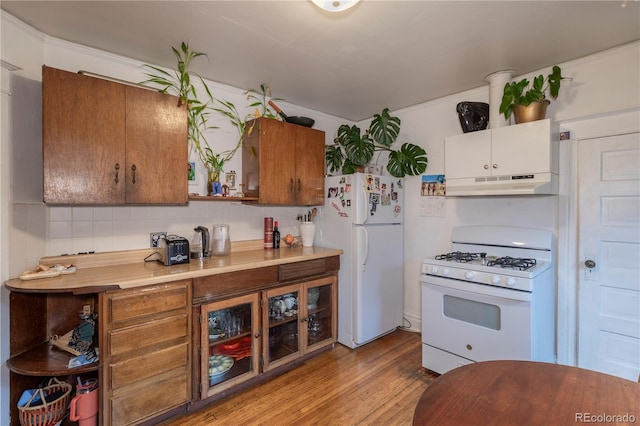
(131, 164, 137, 184)
(483, 164, 489, 170)
(114, 163, 120, 184)
(492, 164, 498, 169)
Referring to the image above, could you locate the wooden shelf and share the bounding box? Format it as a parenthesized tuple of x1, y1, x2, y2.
(189, 195, 258, 202)
(7, 343, 99, 376)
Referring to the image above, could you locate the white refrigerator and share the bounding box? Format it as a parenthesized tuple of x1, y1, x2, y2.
(316, 173, 404, 348)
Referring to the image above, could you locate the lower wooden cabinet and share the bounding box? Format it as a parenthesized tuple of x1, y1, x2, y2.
(100, 280, 192, 425)
(6, 256, 339, 425)
(198, 293, 261, 399)
(264, 276, 337, 371)
(195, 275, 338, 399)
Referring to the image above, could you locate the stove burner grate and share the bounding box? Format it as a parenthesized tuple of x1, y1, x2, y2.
(435, 251, 487, 263)
(486, 256, 537, 271)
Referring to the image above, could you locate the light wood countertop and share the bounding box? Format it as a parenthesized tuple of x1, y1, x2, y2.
(5, 240, 343, 293)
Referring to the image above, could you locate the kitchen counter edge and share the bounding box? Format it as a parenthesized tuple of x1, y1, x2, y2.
(5, 246, 343, 293)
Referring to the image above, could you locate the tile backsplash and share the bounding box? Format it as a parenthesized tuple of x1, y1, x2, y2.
(9, 201, 307, 277)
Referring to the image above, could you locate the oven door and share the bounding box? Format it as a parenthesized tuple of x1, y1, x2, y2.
(421, 275, 532, 363)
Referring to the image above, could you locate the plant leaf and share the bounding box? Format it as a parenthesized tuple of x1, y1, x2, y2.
(338, 125, 374, 166)
(369, 108, 400, 147)
(386, 143, 428, 177)
(325, 144, 345, 174)
(548, 65, 563, 99)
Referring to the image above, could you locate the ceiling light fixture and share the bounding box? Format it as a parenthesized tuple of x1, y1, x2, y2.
(311, 0, 361, 13)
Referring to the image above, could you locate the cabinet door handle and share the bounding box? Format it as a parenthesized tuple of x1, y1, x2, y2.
(297, 178, 301, 193)
(114, 163, 120, 183)
(131, 164, 137, 184)
(289, 178, 294, 193)
(483, 164, 489, 170)
(492, 164, 498, 169)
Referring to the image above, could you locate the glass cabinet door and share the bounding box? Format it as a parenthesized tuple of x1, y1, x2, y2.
(264, 284, 301, 370)
(200, 293, 260, 398)
(303, 276, 337, 351)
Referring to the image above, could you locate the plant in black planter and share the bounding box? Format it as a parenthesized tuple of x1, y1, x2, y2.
(325, 108, 428, 178)
(499, 65, 565, 123)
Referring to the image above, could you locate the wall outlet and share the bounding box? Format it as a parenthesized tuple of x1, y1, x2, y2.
(150, 232, 167, 248)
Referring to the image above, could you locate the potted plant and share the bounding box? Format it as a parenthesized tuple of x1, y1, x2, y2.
(325, 108, 428, 178)
(499, 65, 565, 124)
(142, 42, 248, 195)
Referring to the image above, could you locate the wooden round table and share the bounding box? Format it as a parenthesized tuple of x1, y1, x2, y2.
(413, 360, 640, 425)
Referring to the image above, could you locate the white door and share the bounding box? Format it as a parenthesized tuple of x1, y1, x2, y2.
(354, 224, 403, 345)
(578, 132, 640, 381)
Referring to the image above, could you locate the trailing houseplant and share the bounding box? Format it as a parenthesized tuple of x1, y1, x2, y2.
(141, 42, 215, 164)
(325, 108, 428, 178)
(141, 42, 249, 193)
(499, 65, 565, 123)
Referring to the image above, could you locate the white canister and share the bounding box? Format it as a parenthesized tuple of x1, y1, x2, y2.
(211, 224, 231, 256)
(485, 69, 514, 129)
(299, 222, 316, 247)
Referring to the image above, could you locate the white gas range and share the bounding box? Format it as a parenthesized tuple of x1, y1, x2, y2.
(420, 226, 556, 374)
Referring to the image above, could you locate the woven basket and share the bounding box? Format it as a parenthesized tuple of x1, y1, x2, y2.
(18, 378, 72, 426)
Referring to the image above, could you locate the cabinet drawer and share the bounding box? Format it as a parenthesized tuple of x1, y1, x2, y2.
(110, 342, 188, 390)
(193, 266, 278, 302)
(107, 282, 189, 325)
(109, 314, 188, 358)
(110, 372, 188, 425)
(279, 257, 339, 281)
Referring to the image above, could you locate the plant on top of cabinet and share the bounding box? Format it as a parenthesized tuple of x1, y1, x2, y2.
(244, 83, 282, 120)
(325, 108, 428, 178)
(142, 42, 247, 192)
(499, 65, 568, 124)
(142, 42, 214, 156)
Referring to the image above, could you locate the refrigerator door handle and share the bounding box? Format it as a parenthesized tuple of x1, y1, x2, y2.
(358, 185, 368, 225)
(361, 227, 369, 271)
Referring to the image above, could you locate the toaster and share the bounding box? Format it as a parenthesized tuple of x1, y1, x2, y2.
(157, 235, 190, 265)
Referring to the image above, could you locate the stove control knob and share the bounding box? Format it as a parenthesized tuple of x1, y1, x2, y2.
(465, 271, 475, 280)
(431, 266, 439, 274)
(492, 275, 501, 284)
(442, 268, 450, 276)
(507, 277, 516, 287)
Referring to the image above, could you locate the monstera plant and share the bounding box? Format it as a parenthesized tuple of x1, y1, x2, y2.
(325, 108, 428, 178)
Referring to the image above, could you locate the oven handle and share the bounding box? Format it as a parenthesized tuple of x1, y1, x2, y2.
(421, 274, 532, 302)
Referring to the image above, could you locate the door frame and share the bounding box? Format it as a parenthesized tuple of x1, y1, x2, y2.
(556, 108, 640, 366)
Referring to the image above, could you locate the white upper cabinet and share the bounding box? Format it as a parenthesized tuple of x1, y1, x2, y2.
(444, 119, 559, 196)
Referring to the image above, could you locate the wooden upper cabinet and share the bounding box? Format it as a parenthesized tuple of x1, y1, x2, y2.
(242, 118, 325, 206)
(42, 66, 188, 205)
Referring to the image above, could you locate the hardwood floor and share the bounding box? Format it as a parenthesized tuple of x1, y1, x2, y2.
(162, 329, 438, 426)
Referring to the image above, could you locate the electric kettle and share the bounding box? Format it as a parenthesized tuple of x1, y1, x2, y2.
(190, 226, 210, 259)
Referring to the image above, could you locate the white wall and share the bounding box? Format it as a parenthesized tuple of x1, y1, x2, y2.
(1, 13, 46, 426)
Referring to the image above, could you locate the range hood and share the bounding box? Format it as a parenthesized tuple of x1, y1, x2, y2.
(446, 172, 558, 196)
